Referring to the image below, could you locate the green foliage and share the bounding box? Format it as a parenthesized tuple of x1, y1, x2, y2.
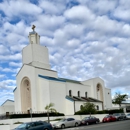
(52, 118, 63, 121)
(0, 123, 9, 125)
(75, 102, 97, 115)
(45, 103, 57, 113)
(112, 92, 128, 108)
(96, 110, 107, 114)
(14, 122, 23, 124)
(108, 109, 123, 114)
(45, 103, 57, 123)
(75, 108, 124, 115)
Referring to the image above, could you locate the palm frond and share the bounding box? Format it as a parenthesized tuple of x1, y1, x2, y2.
(48, 103, 54, 108)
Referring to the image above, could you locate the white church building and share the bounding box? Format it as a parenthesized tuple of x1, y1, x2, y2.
(2, 28, 113, 115)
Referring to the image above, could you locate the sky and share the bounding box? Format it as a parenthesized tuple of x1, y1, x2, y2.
(0, 0, 130, 105)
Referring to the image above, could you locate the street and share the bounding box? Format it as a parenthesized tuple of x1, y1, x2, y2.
(57, 120, 130, 130)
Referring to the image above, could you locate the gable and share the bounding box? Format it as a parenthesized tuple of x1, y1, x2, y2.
(1, 100, 14, 106)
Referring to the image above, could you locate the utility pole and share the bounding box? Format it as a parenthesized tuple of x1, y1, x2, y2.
(30, 108, 32, 122)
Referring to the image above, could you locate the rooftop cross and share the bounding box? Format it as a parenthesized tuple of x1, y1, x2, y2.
(32, 25, 36, 31)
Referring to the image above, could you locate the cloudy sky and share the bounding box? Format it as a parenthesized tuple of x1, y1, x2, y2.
(0, 0, 130, 105)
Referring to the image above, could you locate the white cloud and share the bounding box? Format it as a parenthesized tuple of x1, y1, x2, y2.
(0, 53, 22, 61)
(0, 0, 130, 104)
(0, 45, 10, 54)
(0, 79, 16, 90)
(0, 0, 42, 18)
(0, 74, 5, 78)
(67, 39, 80, 48)
(64, 5, 95, 22)
(113, 0, 130, 22)
(9, 62, 22, 67)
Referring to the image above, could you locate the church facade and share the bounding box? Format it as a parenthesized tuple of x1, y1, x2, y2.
(13, 29, 112, 115)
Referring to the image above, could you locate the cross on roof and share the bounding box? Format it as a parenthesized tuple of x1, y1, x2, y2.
(32, 25, 36, 31)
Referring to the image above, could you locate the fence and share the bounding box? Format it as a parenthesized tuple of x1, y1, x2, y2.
(0, 111, 64, 120)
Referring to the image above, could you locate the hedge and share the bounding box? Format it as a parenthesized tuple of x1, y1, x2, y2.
(9, 112, 64, 119)
(75, 109, 124, 115)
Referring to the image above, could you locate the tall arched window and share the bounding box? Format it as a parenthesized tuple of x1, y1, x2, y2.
(96, 83, 103, 101)
(80, 105, 83, 110)
(69, 90, 72, 96)
(21, 77, 32, 112)
(78, 91, 80, 97)
(85, 92, 87, 98)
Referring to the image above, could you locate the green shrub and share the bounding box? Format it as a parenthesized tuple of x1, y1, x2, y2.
(0, 123, 9, 125)
(75, 109, 124, 115)
(14, 122, 23, 124)
(108, 109, 123, 114)
(75, 110, 96, 115)
(75, 102, 97, 115)
(53, 118, 63, 121)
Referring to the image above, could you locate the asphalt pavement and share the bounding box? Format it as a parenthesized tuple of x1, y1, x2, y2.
(57, 120, 130, 130)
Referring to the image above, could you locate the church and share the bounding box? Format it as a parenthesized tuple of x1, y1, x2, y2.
(13, 27, 112, 115)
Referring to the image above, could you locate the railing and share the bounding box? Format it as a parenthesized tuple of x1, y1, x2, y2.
(0, 111, 47, 120)
(0, 114, 7, 120)
(10, 111, 47, 114)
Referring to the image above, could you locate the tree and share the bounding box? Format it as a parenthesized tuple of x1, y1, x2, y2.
(112, 93, 128, 109)
(75, 102, 97, 115)
(45, 103, 57, 123)
(82, 102, 97, 114)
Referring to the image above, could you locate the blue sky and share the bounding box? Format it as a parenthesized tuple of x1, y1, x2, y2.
(0, 0, 130, 105)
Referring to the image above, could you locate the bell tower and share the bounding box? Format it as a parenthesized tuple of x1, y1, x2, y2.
(22, 25, 51, 69)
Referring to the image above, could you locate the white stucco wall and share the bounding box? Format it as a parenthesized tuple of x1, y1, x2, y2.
(14, 89, 18, 112)
(49, 81, 66, 114)
(22, 44, 32, 65)
(65, 99, 74, 115)
(15, 65, 36, 112)
(81, 79, 94, 97)
(35, 67, 58, 78)
(0, 100, 15, 114)
(15, 63, 58, 112)
(0, 106, 14, 114)
(2, 101, 14, 106)
(22, 44, 51, 70)
(37, 78, 50, 111)
(66, 82, 91, 98)
(105, 88, 112, 109)
(82, 78, 108, 110)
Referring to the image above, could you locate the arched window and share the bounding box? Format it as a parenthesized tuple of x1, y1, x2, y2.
(78, 91, 80, 97)
(85, 92, 87, 98)
(97, 105, 99, 110)
(69, 90, 72, 96)
(80, 105, 83, 110)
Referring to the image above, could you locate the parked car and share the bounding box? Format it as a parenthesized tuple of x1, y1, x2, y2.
(52, 118, 81, 129)
(81, 116, 100, 125)
(13, 121, 53, 130)
(113, 113, 126, 120)
(126, 113, 130, 119)
(102, 115, 117, 123)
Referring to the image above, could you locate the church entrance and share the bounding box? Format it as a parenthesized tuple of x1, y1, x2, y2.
(21, 77, 32, 112)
